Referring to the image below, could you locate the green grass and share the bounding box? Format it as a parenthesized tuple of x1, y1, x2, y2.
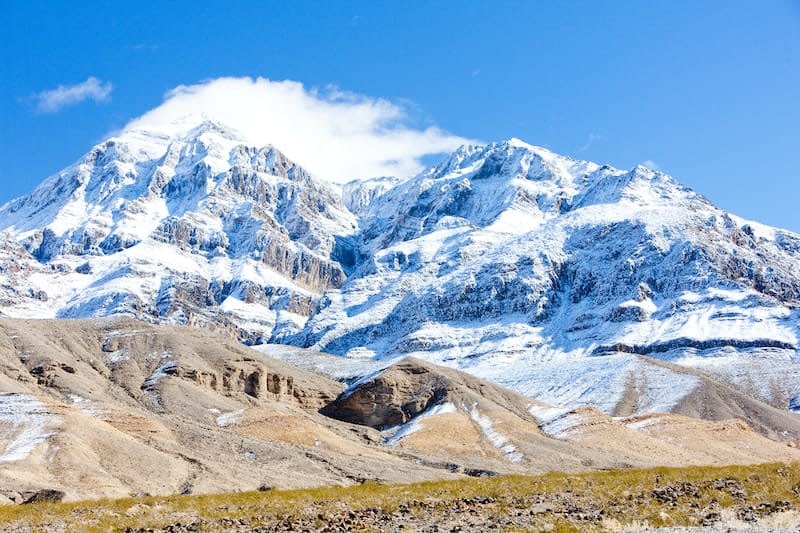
(1, 463, 799, 531)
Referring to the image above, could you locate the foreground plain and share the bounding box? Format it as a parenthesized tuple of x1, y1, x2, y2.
(2, 463, 800, 532)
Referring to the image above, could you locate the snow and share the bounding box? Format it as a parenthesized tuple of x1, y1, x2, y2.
(469, 405, 523, 462)
(253, 344, 389, 382)
(105, 350, 129, 364)
(142, 358, 178, 390)
(528, 404, 570, 425)
(216, 409, 244, 428)
(0, 393, 60, 462)
(384, 402, 457, 446)
(625, 417, 661, 431)
(538, 410, 590, 440)
(289, 135, 800, 416)
(618, 297, 657, 314)
(220, 296, 277, 331)
(0, 117, 358, 340)
(69, 394, 105, 419)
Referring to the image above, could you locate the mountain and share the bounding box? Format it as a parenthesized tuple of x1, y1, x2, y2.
(0, 118, 357, 344)
(2, 318, 799, 502)
(2, 119, 800, 423)
(289, 138, 800, 417)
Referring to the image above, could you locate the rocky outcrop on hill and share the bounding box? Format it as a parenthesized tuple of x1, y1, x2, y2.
(321, 358, 533, 429)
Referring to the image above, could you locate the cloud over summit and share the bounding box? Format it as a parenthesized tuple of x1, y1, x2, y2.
(123, 77, 474, 182)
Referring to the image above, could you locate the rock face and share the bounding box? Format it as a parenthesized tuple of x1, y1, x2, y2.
(325, 362, 450, 428)
(2, 121, 800, 421)
(321, 358, 532, 429)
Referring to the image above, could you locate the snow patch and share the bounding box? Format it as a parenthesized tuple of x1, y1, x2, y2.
(624, 417, 661, 431)
(539, 411, 589, 440)
(469, 405, 523, 462)
(69, 394, 105, 419)
(528, 404, 570, 425)
(216, 409, 245, 428)
(142, 357, 178, 390)
(0, 393, 61, 462)
(384, 402, 457, 446)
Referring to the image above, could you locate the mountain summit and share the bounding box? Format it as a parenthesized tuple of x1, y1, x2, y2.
(2, 117, 799, 418)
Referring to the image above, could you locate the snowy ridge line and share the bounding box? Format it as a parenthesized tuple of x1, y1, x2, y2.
(592, 337, 796, 356)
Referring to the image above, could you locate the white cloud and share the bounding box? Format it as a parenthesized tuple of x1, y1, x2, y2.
(577, 132, 605, 152)
(122, 77, 474, 182)
(35, 77, 113, 113)
(641, 159, 660, 171)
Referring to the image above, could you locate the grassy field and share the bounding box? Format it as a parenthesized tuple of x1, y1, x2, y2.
(2, 462, 800, 532)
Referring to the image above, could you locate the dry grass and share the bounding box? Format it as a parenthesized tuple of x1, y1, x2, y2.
(1, 462, 799, 531)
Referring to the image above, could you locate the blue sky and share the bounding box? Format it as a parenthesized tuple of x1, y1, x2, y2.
(2, 1, 799, 231)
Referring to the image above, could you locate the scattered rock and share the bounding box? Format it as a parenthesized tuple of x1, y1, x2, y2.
(701, 511, 721, 526)
(21, 489, 65, 504)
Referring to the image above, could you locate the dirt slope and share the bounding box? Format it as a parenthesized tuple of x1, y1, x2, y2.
(1, 318, 799, 504)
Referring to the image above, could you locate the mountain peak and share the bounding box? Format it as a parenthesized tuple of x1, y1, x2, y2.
(505, 137, 534, 149)
(178, 116, 246, 142)
(119, 114, 248, 147)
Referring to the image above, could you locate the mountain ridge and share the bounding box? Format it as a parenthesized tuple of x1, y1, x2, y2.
(1, 116, 799, 422)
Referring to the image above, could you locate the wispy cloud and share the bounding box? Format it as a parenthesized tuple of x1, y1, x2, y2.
(641, 159, 660, 171)
(34, 77, 113, 113)
(123, 77, 475, 182)
(577, 132, 605, 152)
(129, 43, 159, 52)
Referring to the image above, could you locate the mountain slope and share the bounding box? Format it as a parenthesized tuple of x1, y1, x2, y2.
(0, 318, 453, 501)
(1, 318, 799, 503)
(2, 120, 800, 423)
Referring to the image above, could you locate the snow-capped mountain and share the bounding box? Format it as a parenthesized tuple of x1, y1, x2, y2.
(2, 119, 800, 418)
(0, 118, 357, 343)
(289, 138, 800, 414)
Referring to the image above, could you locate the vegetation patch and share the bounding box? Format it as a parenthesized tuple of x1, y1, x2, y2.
(1, 463, 799, 531)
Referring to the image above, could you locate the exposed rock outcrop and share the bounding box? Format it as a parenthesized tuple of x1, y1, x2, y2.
(321, 357, 537, 429)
